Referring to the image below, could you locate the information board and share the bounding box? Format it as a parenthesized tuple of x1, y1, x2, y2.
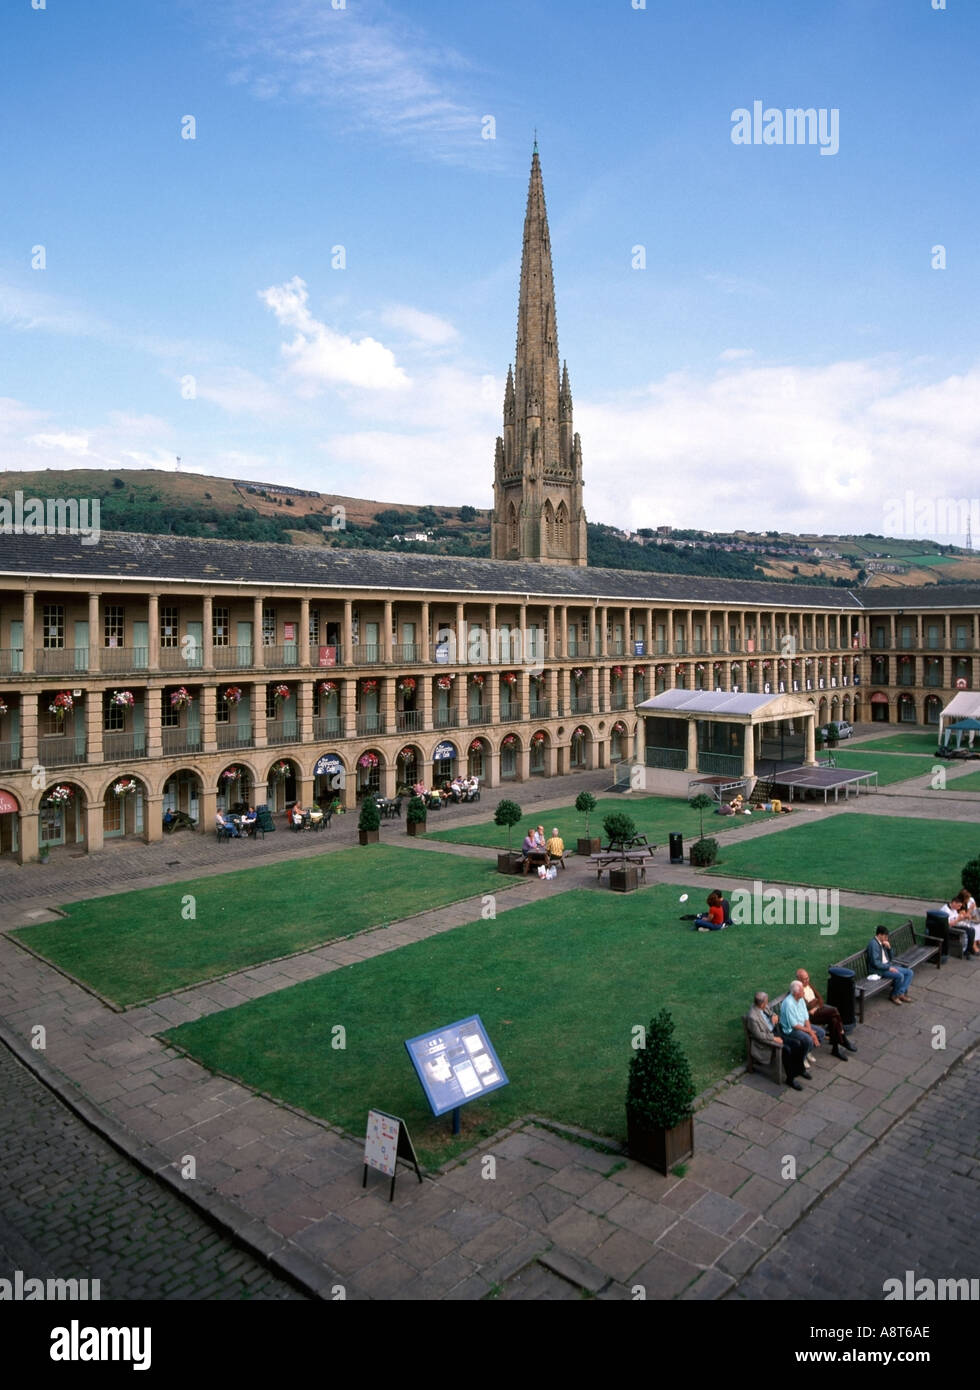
(364, 1110, 401, 1176)
(405, 1015, 509, 1118)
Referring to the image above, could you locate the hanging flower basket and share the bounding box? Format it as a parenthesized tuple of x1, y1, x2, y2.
(49, 691, 74, 719)
(358, 752, 379, 769)
(695, 664, 706, 673)
(762, 662, 771, 671)
(272, 683, 290, 702)
(270, 760, 291, 779)
(221, 766, 242, 781)
(437, 674, 455, 690)
(111, 690, 135, 708)
(0, 698, 8, 716)
(224, 686, 243, 705)
(531, 732, 546, 747)
(571, 668, 585, 682)
(361, 678, 379, 693)
(399, 746, 416, 761)
(633, 666, 647, 678)
(501, 733, 517, 748)
(170, 686, 193, 710)
(612, 721, 627, 734)
(529, 672, 544, 685)
(319, 681, 338, 698)
(572, 726, 587, 739)
(397, 676, 417, 693)
(44, 785, 73, 806)
(113, 778, 137, 797)
(470, 673, 485, 687)
(469, 738, 483, 753)
(655, 666, 666, 676)
(611, 665, 624, 679)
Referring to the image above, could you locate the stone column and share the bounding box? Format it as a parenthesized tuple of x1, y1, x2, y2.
(298, 679, 313, 743)
(489, 672, 501, 725)
(456, 602, 467, 666)
(485, 747, 500, 789)
(88, 593, 100, 673)
(598, 665, 609, 712)
(486, 603, 497, 665)
(86, 691, 103, 764)
(589, 666, 599, 715)
(20, 809, 39, 865)
(145, 794, 164, 843)
(299, 598, 311, 667)
(517, 744, 530, 782)
(85, 800, 104, 855)
(560, 606, 568, 658)
(22, 591, 35, 674)
(548, 667, 560, 719)
(804, 714, 816, 766)
(200, 786, 217, 835)
(253, 597, 265, 669)
(343, 599, 353, 666)
(146, 688, 162, 758)
(382, 676, 396, 736)
(201, 685, 217, 754)
(253, 682, 268, 747)
(20, 694, 38, 771)
(519, 670, 530, 725)
(743, 723, 756, 778)
(547, 605, 556, 660)
(383, 600, 393, 663)
(686, 719, 698, 773)
(147, 593, 160, 670)
(420, 601, 430, 662)
(202, 595, 213, 671)
(421, 674, 433, 731)
(342, 677, 356, 739)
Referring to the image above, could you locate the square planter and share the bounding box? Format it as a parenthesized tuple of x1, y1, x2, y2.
(406, 821, 427, 837)
(577, 837, 600, 856)
(609, 866, 639, 893)
(358, 830, 380, 845)
(497, 851, 523, 875)
(626, 1112, 694, 1175)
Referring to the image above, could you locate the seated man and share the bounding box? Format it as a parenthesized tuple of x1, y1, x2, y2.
(795, 968, 856, 1059)
(746, 991, 808, 1090)
(215, 811, 240, 838)
(778, 980, 822, 1068)
(163, 807, 175, 828)
(868, 926, 913, 1003)
(545, 827, 565, 865)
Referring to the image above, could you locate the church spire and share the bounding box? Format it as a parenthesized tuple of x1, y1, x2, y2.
(492, 146, 587, 566)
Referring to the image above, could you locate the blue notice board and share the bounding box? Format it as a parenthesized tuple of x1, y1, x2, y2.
(405, 1015, 509, 1117)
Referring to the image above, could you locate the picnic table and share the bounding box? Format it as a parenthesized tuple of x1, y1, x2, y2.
(588, 836, 657, 882)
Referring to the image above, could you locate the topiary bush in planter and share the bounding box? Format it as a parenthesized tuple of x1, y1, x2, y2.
(406, 795, 427, 836)
(625, 1007, 696, 1173)
(494, 799, 523, 873)
(962, 856, 980, 901)
(358, 797, 381, 845)
(575, 791, 599, 855)
(602, 810, 637, 847)
(690, 837, 719, 867)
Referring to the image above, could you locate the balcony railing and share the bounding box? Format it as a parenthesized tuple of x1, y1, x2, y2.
(313, 715, 343, 739)
(645, 745, 686, 770)
(266, 718, 299, 745)
(217, 725, 254, 750)
(500, 705, 523, 722)
(39, 735, 88, 767)
(610, 696, 627, 711)
(392, 643, 419, 663)
(264, 644, 299, 667)
(37, 648, 88, 675)
(396, 710, 423, 732)
(356, 713, 386, 735)
(100, 647, 149, 673)
(528, 699, 550, 718)
(0, 649, 23, 676)
(697, 751, 743, 776)
(0, 740, 21, 771)
(102, 731, 147, 761)
(213, 644, 254, 670)
(353, 644, 382, 665)
(161, 729, 203, 757)
(159, 647, 201, 672)
(433, 710, 460, 729)
(467, 704, 486, 725)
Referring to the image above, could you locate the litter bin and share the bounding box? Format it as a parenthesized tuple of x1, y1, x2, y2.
(826, 965, 856, 1028)
(669, 832, 684, 865)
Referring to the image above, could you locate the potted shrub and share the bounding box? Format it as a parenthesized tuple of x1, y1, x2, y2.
(494, 799, 523, 873)
(406, 794, 428, 837)
(603, 810, 639, 893)
(961, 856, 980, 901)
(575, 791, 599, 855)
(358, 796, 381, 845)
(626, 1008, 696, 1173)
(688, 792, 718, 867)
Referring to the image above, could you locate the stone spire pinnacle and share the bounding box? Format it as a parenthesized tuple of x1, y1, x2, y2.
(491, 147, 587, 566)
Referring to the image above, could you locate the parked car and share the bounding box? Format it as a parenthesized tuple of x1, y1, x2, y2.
(818, 720, 853, 740)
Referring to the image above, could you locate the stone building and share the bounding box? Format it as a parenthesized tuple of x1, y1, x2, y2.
(0, 150, 976, 861)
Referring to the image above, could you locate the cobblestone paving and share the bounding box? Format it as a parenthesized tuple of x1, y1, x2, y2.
(730, 1048, 980, 1300)
(0, 1043, 307, 1300)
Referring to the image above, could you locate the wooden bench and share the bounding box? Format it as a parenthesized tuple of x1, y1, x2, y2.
(833, 919, 942, 1022)
(589, 852, 650, 883)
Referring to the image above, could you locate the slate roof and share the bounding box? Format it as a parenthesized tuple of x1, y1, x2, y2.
(0, 528, 977, 610)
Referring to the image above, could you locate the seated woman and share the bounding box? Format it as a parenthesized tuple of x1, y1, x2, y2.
(693, 890, 726, 931)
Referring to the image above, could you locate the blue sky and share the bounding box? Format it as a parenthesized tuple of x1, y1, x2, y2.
(2, 0, 978, 542)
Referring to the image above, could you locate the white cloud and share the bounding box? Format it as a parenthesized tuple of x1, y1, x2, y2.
(718, 347, 755, 362)
(260, 276, 409, 392)
(27, 432, 91, 456)
(380, 304, 458, 346)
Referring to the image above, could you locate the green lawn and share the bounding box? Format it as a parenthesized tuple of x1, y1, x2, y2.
(164, 884, 907, 1167)
(819, 751, 932, 786)
(427, 794, 774, 851)
(710, 813, 978, 900)
(942, 768, 980, 793)
(854, 733, 939, 755)
(11, 846, 501, 1008)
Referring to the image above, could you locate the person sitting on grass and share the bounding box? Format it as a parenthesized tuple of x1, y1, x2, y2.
(693, 890, 726, 932)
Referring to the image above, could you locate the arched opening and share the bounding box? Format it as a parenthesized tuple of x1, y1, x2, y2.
(529, 730, 548, 776)
(431, 740, 458, 786)
(924, 694, 942, 727)
(313, 752, 346, 806)
(162, 769, 202, 828)
(356, 749, 382, 797)
(396, 745, 422, 794)
(103, 773, 149, 839)
(467, 737, 488, 780)
(499, 733, 520, 780)
(0, 788, 21, 857)
(569, 725, 591, 769)
(610, 720, 629, 762)
(266, 757, 299, 811)
(218, 763, 254, 814)
(39, 781, 86, 849)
